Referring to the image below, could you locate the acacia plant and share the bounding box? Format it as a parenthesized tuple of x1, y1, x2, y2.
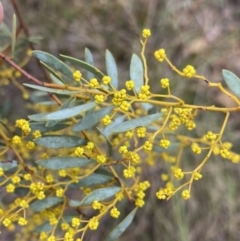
(0, 4, 240, 241)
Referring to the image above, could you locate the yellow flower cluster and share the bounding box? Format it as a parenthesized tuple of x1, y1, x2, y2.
(193, 171, 202, 180)
(123, 166, 136, 178)
(88, 217, 99, 230)
(92, 200, 102, 210)
(96, 155, 106, 164)
(118, 145, 128, 154)
(11, 135, 22, 144)
(154, 48, 166, 62)
(205, 131, 217, 140)
(89, 78, 99, 88)
(143, 141, 153, 152)
(191, 143, 201, 154)
(94, 94, 105, 104)
(102, 75, 111, 85)
(174, 168, 184, 180)
(33, 130, 42, 138)
(73, 70, 82, 81)
(74, 147, 84, 156)
(159, 139, 170, 149)
(142, 28, 151, 38)
(125, 80, 134, 90)
(137, 127, 146, 138)
(15, 119, 31, 135)
(101, 115, 112, 125)
(120, 101, 130, 111)
(110, 207, 120, 218)
(181, 189, 190, 200)
(138, 85, 150, 100)
(112, 89, 127, 106)
(160, 78, 169, 88)
(183, 65, 196, 78)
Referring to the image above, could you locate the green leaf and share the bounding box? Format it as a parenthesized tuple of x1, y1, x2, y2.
(130, 54, 143, 94)
(60, 54, 105, 79)
(43, 102, 96, 121)
(28, 113, 50, 121)
(32, 50, 73, 84)
(46, 96, 75, 127)
(37, 157, 95, 170)
(11, 14, 17, 58)
(69, 187, 121, 207)
(30, 197, 63, 212)
(105, 208, 138, 241)
(30, 123, 69, 133)
(34, 135, 86, 149)
(41, 61, 65, 85)
(97, 127, 113, 157)
(107, 113, 163, 134)
(24, 83, 80, 95)
(0, 120, 12, 136)
(72, 106, 113, 132)
(106, 50, 118, 89)
(222, 69, 240, 97)
(70, 173, 115, 188)
(0, 160, 18, 171)
(14, 187, 29, 196)
(85, 48, 95, 80)
(103, 115, 125, 137)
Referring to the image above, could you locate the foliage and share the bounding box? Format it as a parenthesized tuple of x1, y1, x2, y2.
(1, 2, 240, 241)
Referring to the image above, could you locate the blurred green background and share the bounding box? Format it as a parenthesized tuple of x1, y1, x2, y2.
(1, 0, 240, 240)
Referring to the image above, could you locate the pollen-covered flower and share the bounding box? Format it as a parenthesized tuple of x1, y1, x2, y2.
(102, 75, 111, 85)
(73, 70, 82, 81)
(183, 65, 196, 78)
(142, 28, 151, 38)
(154, 48, 166, 62)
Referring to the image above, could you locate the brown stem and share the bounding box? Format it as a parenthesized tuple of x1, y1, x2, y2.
(0, 52, 62, 106)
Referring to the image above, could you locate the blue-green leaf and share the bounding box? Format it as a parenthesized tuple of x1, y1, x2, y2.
(105, 208, 138, 241)
(106, 49, 118, 89)
(103, 115, 125, 137)
(72, 106, 113, 132)
(130, 54, 143, 94)
(30, 123, 69, 133)
(0, 160, 18, 171)
(34, 135, 86, 149)
(11, 14, 17, 58)
(43, 102, 96, 121)
(60, 54, 105, 79)
(35, 222, 52, 233)
(37, 157, 95, 170)
(85, 48, 95, 80)
(222, 69, 240, 97)
(70, 173, 115, 188)
(69, 187, 121, 207)
(107, 113, 163, 134)
(32, 50, 73, 84)
(46, 96, 75, 127)
(30, 197, 63, 212)
(24, 83, 80, 95)
(97, 127, 113, 157)
(28, 113, 50, 121)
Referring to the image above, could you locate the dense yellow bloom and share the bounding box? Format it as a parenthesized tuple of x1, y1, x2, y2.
(101, 115, 112, 125)
(11, 135, 22, 144)
(181, 190, 191, 200)
(95, 94, 105, 104)
(183, 65, 196, 78)
(159, 139, 170, 149)
(110, 207, 120, 218)
(160, 78, 169, 88)
(33, 130, 42, 138)
(73, 70, 82, 81)
(125, 80, 134, 90)
(154, 48, 166, 62)
(89, 78, 100, 88)
(92, 200, 102, 210)
(142, 28, 151, 38)
(97, 155, 106, 164)
(74, 147, 84, 156)
(72, 217, 81, 228)
(102, 75, 111, 85)
(88, 216, 99, 230)
(137, 127, 146, 138)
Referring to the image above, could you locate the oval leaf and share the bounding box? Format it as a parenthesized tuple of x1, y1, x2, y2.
(107, 112, 163, 134)
(72, 106, 113, 132)
(32, 50, 73, 83)
(222, 69, 240, 97)
(0, 160, 18, 171)
(60, 54, 105, 79)
(69, 187, 121, 207)
(105, 208, 138, 241)
(85, 48, 95, 80)
(106, 49, 118, 89)
(70, 173, 115, 188)
(34, 135, 86, 149)
(130, 54, 143, 94)
(36, 222, 52, 233)
(30, 123, 69, 133)
(43, 102, 96, 121)
(30, 197, 63, 212)
(37, 157, 95, 170)
(24, 83, 80, 95)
